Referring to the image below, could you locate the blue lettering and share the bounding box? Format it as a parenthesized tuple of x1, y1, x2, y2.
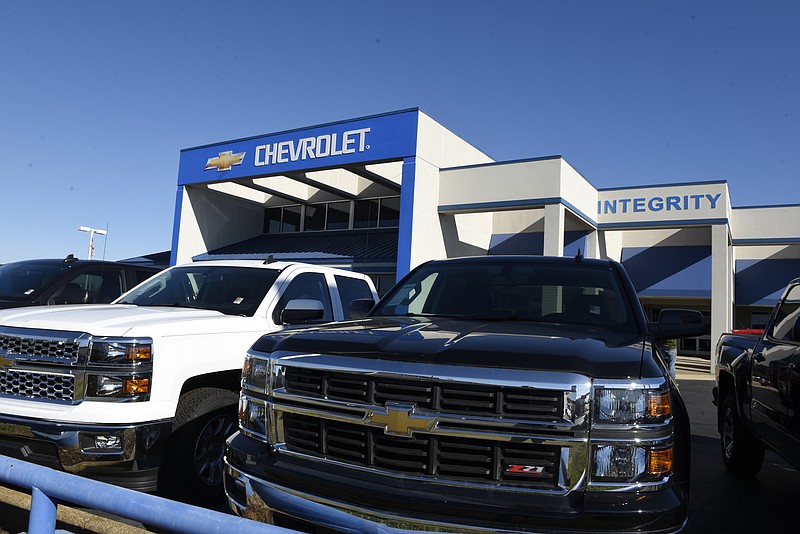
(604, 200, 617, 214)
(648, 197, 664, 211)
(667, 196, 681, 210)
(707, 193, 721, 209)
(633, 198, 646, 212)
(691, 194, 704, 209)
(619, 199, 632, 213)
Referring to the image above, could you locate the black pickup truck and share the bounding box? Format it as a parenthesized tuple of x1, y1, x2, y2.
(224, 255, 705, 533)
(0, 255, 159, 309)
(713, 277, 800, 477)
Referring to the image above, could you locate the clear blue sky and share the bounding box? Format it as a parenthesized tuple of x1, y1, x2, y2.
(1, 1, 797, 264)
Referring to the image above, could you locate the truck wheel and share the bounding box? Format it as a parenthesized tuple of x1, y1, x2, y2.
(719, 393, 764, 477)
(161, 387, 239, 504)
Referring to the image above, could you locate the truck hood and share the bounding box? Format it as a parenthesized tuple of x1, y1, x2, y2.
(258, 317, 648, 379)
(0, 304, 262, 337)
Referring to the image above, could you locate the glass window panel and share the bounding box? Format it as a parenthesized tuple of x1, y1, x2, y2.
(379, 197, 400, 228)
(327, 201, 350, 230)
(282, 206, 302, 232)
(354, 199, 379, 229)
(264, 207, 282, 234)
(304, 203, 326, 231)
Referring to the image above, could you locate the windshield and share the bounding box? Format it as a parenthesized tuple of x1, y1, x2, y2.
(117, 265, 280, 317)
(373, 260, 640, 336)
(0, 262, 70, 300)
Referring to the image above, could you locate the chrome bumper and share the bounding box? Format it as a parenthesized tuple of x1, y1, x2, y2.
(0, 413, 171, 491)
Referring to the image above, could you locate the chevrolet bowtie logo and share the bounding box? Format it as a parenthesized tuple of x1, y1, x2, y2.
(0, 353, 16, 370)
(205, 150, 245, 172)
(365, 402, 437, 437)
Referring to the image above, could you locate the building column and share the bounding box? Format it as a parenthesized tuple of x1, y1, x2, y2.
(711, 223, 733, 375)
(585, 229, 600, 259)
(544, 204, 566, 257)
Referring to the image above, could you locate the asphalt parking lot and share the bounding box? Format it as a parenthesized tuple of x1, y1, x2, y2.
(677, 372, 797, 532)
(1, 370, 797, 533)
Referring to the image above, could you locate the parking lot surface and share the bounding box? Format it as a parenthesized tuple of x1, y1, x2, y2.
(678, 372, 796, 532)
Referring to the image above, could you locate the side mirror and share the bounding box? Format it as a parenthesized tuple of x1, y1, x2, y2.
(650, 309, 706, 341)
(348, 298, 375, 320)
(280, 299, 325, 324)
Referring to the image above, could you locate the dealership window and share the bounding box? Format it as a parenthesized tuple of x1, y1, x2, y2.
(304, 203, 326, 231)
(265, 196, 399, 234)
(354, 199, 379, 228)
(264, 205, 302, 234)
(378, 197, 400, 227)
(354, 197, 400, 229)
(282, 206, 302, 232)
(327, 201, 350, 230)
(264, 207, 283, 233)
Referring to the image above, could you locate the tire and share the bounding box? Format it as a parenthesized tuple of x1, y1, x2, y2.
(719, 393, 765, 477)
(160, 387, 239, 505)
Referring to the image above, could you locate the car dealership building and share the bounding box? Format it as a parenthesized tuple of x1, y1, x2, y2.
(171, 108, 800, 371)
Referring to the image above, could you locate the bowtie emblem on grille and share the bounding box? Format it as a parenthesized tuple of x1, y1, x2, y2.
(365, 402, 437, 437)
(0, 353, 15, 370)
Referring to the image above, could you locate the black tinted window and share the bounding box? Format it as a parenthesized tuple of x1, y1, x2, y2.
(61, 268, 125, 304)
(119, 266, 280, 317)
(335, 275, 374, 319)
(374, 261, 638, 336)
(0, 262, 69, 299)
(771, 284, 800, 343)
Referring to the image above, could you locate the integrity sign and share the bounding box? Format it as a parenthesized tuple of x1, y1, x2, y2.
(597, 183, 729, 225)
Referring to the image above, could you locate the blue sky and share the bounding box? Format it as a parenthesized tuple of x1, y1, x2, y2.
(1, 1, 797, 264)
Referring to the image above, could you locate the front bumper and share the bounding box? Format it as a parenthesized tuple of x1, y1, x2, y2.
(225, 432, 689, 534)
(0, 413, 172, 492)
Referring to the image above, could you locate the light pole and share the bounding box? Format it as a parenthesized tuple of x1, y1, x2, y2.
(78, 226, 108, 260)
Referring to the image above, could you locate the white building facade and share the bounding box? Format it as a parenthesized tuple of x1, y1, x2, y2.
(172, 109, 800, 372)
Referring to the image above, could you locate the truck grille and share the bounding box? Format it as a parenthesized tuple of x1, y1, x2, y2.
(284, 367, 563, 421)
(0, 334, 80, 361)
(283, 413, 559, 487)
(0, 369, 76, 403)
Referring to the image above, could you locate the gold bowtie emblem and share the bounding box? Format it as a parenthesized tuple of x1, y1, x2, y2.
(365, 403, 437, 437)
(205, 150, 246, 172)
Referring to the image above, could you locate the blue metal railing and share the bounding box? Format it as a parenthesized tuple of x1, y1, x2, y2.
(0, 454, 293, 534)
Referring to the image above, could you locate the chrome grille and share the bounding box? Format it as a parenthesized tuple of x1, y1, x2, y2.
(283, 413, 559, 487)
(0, 334, 80, 361)
(0, 369, 76, 403)
(284, 367, 563, 421)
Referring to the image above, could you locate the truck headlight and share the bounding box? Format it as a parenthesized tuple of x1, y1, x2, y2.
(242, 353, 271, 393)
(86, 374, 151, 400)
(239, 395, 268, 438)
(593, 444, 673, 482)
(595, 388, 671, 424)
(89, 338, 153, 365)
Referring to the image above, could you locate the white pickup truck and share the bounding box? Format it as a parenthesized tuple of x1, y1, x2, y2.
(0, 259, 377, 504)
